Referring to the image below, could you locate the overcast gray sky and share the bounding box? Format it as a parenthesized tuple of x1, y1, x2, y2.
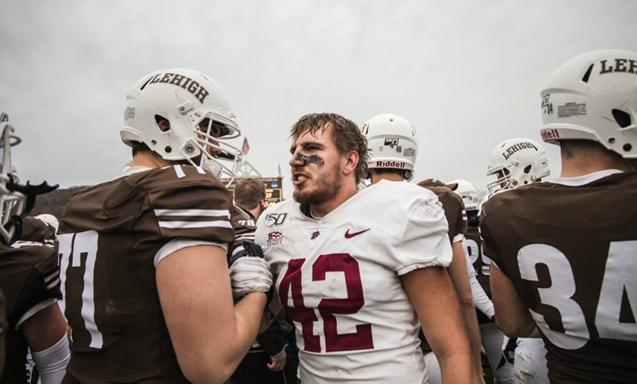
(1, 0, 635, 199)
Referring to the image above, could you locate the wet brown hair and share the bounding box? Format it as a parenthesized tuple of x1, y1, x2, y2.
(290, 113, 369, 184)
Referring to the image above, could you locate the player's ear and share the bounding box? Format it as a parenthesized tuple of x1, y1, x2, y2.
(342, 150, 359, 176)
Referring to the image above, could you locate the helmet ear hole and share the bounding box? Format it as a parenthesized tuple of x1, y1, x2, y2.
(524, 165, 532, 174)
(155, 115, 171, 132)
(612, 109, 631, 128)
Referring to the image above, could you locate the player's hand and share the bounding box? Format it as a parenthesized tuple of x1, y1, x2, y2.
(228, 241, 273, 300)
(267, 349, 287, 372)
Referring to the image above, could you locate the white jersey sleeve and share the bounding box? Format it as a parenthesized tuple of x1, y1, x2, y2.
(394, 187, 453, 275)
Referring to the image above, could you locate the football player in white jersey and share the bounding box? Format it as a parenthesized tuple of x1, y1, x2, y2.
(362, 114, 483, 384)
(255, 113, 477, 384)
(485, 138, 550, 384)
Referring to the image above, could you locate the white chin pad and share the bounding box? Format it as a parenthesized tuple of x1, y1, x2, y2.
(202, 159, 222, 178)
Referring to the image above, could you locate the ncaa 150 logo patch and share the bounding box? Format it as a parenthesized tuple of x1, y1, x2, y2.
(264, 213, 287, 227)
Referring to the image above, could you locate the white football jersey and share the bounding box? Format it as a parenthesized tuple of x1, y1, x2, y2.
(255, 180, 453, 383)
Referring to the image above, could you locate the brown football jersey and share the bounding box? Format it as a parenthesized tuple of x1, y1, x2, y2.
(480, 172, 637, 383)
(231, 205, 257, 246)
(464, 223, 492, 296)
(58, 165, 234, 383)
(20, 216, 56, 244)
(417, 181, 465, 353)
(0, 240, 61, 383)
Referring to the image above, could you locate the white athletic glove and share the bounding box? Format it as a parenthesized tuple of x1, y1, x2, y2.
(228, 242, 273, 300)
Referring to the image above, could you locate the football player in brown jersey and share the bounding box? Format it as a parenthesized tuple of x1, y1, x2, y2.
(416, 177, 485, 384)
(362, 113, 482, 384)
(481, 49, 637, 383)
(0, 114, 70, 384)
(485, 137, 553, 384)
(58, 68, 272, 384)
(450, 179, 515, 384)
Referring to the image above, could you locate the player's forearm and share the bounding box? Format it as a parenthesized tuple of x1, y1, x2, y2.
(495, 315, 536, 338)
(447, 246, 482, 373)
(490, 264, 536, 338)
(181, 293, 267, 384)
(234, 292, 268, 344)
(460, 302, 484, 376)
(222, 293, 268, 370)
(438, 352, 481, 384)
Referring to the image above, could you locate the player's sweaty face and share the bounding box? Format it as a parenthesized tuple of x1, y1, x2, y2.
(289, 126, 343, 206)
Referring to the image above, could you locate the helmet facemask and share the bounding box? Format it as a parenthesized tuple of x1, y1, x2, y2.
(0, 116, 27, 244)
(486, 167, 511, 195)
(188, 114, 243, 183)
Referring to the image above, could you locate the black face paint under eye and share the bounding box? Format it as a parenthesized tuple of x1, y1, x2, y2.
(294, 153, 325, 166)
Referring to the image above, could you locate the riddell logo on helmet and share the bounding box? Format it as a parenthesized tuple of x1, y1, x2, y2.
(376, 160, 406, 168)
(148, 72, 209, 103)
(541, 129, 560, 140)
(599, 58, 637, 75)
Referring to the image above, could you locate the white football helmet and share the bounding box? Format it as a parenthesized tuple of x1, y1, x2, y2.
(120, 68, 243, 181)
(361, 113, 418, 181)
(486, 137, 550, 194)
(450, 179, 480, 212)
(0, 113, 26, 244)
(540, 49, 637, 158)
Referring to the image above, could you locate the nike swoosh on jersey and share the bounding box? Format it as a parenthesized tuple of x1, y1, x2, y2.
(344, 228, 370, 238)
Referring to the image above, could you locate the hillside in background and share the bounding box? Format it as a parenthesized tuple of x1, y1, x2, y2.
(30, 186, 90, 219)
